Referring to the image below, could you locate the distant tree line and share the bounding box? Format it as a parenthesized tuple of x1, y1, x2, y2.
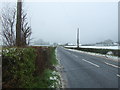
(33, 39, 50, 45)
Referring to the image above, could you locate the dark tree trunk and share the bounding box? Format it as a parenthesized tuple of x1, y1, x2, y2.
(16, 0, 22, 46)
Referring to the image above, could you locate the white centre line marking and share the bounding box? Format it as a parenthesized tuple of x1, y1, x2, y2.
(82, 59, 100, 67)
(117, 74, 120, 77)
(104, 62, 120, 68)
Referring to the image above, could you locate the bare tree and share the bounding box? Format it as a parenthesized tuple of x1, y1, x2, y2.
(21, 11, 32, 46)
(1, 2, 32, 46)
(16, 0, 32, 46)
(1, 6, 16, 46)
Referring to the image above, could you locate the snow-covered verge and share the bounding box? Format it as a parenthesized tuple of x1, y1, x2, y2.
(65, 46, 119, 50)
(41, 47, 62, 88)
(55, 49, 66, 88)
(0, 46, 2, 57)
(45, 48, 63, 88)
(49, 70, 61, 88)
(67, 48, 119, 62)
(0, 47, 1, 68)
(0, 50, 1, 57)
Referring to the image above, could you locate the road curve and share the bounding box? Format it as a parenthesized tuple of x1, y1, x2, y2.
(56, 46, 119, 88)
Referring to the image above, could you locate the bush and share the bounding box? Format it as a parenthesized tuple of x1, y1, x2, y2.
(2, 46, 60, 88)
(2, 48, 36, 88)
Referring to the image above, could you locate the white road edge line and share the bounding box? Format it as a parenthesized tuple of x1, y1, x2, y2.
(67, 52, 71, 55)
(82, 59, 100, 68)
(117, 74, 120, 77)
(72, 54, 78, 58)
(66, 51, 78, 58)
(104, 62, 120, 69)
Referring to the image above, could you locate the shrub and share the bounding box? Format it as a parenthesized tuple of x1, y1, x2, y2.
(2, 46, 60, 88)
(2, 47, 36, 88)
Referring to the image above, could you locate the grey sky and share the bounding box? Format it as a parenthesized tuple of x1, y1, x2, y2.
(25, 2, 118, 45)
(1, 2, 118, 45)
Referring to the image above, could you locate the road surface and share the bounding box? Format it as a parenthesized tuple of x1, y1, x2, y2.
(56, 46, 119, 88)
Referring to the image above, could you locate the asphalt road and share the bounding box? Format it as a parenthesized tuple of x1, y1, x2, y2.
(56, 46, 119, 88)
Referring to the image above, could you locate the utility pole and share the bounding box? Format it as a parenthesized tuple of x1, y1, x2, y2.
(77, 28, 79, 48)
(16, 0, 22, 46)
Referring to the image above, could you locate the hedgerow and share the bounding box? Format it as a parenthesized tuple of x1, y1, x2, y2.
(2, 46, 60, 88)
(2, 48, 36, 88)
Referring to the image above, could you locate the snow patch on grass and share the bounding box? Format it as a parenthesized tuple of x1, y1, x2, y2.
(48, 70, 61, 88)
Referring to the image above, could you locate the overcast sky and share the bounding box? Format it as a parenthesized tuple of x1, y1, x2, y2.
(0, 1, 118, 45)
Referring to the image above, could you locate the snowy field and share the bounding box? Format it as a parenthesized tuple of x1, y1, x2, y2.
(65, 46, 119, 50)
(67, 48, 119, 62)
